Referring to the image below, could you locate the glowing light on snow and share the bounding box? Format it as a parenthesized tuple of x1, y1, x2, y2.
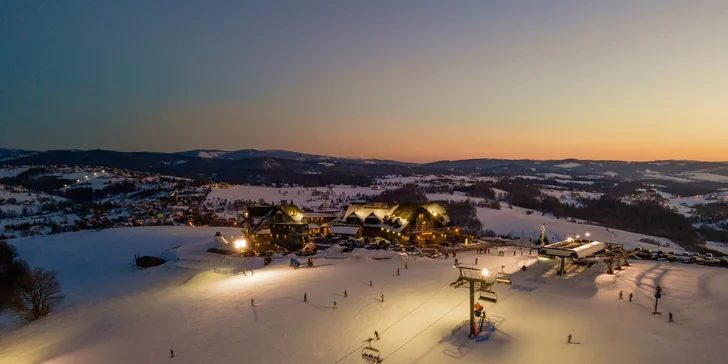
(235, 239, 247, 249)
(481, 269, 489, 276)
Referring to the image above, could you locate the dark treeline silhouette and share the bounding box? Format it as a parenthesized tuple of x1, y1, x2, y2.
(372, 184, 428, 204)
(442, 200, 483, 236)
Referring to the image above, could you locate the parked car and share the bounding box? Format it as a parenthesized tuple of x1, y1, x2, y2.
(690, 256, 704, 264)
(676, 254, 692, 263)
(703, 258, 721, 266)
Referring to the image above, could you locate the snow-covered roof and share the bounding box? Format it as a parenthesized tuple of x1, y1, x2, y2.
(330, 225, 360, 236)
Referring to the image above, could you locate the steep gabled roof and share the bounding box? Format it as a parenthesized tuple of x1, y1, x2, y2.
(364, 212, 381, 224)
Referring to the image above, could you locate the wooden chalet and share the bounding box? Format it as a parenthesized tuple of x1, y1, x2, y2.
(330, 202, 457, 245)
(247, 204, 308, 247)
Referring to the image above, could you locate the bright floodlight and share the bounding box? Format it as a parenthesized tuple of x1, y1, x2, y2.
(234, 239, 247, 249)
(481, 269, 489, 276)
(586, 232, 590, 237)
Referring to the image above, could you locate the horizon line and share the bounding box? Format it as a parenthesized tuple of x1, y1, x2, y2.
(3, 147, 727, 165)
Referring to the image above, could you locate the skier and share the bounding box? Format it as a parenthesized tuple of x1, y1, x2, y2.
(475, 258, 478, 265)
(374, 331, 380, 340)
(170, 349, 174, 358)
(629, 293, 633, 302)
(251, 270, 254, 276)
(455, 258, 459, 266)
(521, 265, 527, 271)
(567, 334, 572, 343)
(333, 301, 337, 309)
(251, 298, 254, 306)
(445, 252, 449, 259)
(453, 252, 456, 258)
(669, 312, 673, 322)
(529, 248, 532, 255)
(487, 248, 490, 254)
(405, 262, 408, 269)
(397, 268, 400, 276)
(513, 251, 516, 256)
(344, 290, 348, 298)
(381, 294, 384, 302)
(619, 291, 623, 300)
(304, 293, 308, 302)
(369, 280, 373, 287)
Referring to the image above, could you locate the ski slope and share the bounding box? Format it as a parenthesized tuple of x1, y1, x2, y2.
(476, 205, 681, 251)
(2, 227, 727, 363)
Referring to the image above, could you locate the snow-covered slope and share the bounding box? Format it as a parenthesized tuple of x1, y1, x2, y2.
(1, 227, 726, 364)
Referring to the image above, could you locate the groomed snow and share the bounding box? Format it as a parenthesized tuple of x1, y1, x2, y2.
(2, 227, 726, 364)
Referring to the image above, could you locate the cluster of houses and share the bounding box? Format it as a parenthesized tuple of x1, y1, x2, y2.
(242, 201, 461, 248)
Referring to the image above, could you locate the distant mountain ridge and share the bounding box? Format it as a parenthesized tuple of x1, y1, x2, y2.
(177, 149, 415, 166)
(2, 148, 728, 184)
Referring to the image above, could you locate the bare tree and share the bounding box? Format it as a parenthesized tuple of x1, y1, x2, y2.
(13, 267, 65, 322)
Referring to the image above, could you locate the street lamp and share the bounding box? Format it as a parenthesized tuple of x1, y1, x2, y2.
(481, 269, 489, 277)
(235, 239, 247, 275)
(585, 232, 590, 237)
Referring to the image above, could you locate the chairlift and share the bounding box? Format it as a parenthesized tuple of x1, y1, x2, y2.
(478, 290, 498, 303)
(495, 266, 512, 285)
(495, 272, 512, 285)
(361, 345, 383, 363)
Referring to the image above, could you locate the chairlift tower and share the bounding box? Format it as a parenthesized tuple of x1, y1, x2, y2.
(451, 266, 510, 338)
(540, 224, 546, 246)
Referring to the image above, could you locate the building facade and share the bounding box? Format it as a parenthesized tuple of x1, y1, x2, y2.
(329, 202, 457, 245)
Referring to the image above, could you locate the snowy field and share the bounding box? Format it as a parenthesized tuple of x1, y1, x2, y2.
(3, 227, 728, 363)
(0, 167, 29, 178)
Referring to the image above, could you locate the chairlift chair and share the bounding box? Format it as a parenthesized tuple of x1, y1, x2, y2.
(478, 290, 498, 303)
(495, 272, 512, 285)
(361, 345, 383, 363)
(495, 266, 512, 285)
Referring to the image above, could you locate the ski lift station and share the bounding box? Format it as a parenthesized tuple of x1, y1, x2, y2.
(539, 239, 606, 275)
(539, 239, 605, 259)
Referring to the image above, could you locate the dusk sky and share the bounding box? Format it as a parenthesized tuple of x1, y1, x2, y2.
(1, 1, 727, 162)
